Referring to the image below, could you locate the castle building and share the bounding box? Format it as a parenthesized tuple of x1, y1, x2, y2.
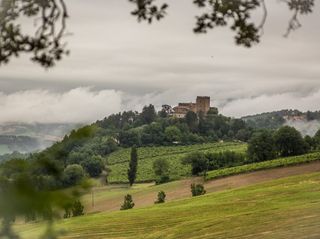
(172, 96, 211, 118)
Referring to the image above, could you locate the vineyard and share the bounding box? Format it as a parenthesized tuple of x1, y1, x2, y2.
(206, 151, 320, 180)
(107, 142, 247, 183)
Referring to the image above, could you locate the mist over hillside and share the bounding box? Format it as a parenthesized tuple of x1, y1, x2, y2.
(0, 122, 81, 155)
(285, 120, 320, 137)
(242, 109, 320, 136)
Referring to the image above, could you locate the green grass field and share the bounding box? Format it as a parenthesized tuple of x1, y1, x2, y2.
(18, 172, 320, 238)
(107, 142, 247, 183)
(206, 151, 320, 180)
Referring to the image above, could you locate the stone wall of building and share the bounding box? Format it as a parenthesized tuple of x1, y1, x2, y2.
(196, 96, 210, 114)
(171, 96, 211, 118)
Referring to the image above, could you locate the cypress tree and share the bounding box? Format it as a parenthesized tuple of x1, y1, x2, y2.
(127, 147, 138, 186)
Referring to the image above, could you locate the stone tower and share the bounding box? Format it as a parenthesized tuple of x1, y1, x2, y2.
(196, 96, 210, 114)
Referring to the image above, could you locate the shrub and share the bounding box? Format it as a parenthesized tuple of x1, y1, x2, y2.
(71, 200, 84, 217)
(155, 175, 170, 184)
(154, 191, 166, 204)
(120, 194, 135, 210)
(206, 150, 246, 170)
(153, 158, 170, 184)
(191, 183, 206, 196)
(183, 152, 208, 176)
(63, 207, 71, 219)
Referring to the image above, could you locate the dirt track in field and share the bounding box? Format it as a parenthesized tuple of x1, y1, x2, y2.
(86, 161, 320, 213)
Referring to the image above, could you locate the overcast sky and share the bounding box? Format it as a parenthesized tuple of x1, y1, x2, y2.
(0, 0, 320, 123)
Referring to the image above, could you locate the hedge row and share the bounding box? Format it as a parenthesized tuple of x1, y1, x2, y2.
(206, 152, 320, 181)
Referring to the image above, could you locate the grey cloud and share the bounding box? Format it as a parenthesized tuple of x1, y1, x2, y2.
(0, 1, 319, 123)
(0, 88, 122, 124)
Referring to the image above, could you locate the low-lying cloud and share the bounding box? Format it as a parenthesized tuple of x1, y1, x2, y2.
(220, 90, 320, 118)
(0, 88, 122, 124)
(1, 87, 320, 124)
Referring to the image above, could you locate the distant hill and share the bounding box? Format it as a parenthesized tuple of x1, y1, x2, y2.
(242, 109, 320, 136)
(0, 123, 81, 155)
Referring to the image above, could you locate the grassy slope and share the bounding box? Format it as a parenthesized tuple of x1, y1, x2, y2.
(19, 172, 320, 239)
(79, 160, 320, 214)
(107, 142, 246, 183)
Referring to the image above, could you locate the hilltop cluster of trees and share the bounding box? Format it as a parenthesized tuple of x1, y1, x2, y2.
(98, 104, 252, 148)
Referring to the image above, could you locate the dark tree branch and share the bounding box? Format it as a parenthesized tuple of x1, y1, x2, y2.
(282, 0, 314, 37)
(258, 0, 268, 35)
(0, 0, 69, 68)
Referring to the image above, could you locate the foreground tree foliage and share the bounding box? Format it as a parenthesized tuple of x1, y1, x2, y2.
(0, 158, 90, 238)
(63, 200, 84, 218)
(0, 0, 315, 68)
